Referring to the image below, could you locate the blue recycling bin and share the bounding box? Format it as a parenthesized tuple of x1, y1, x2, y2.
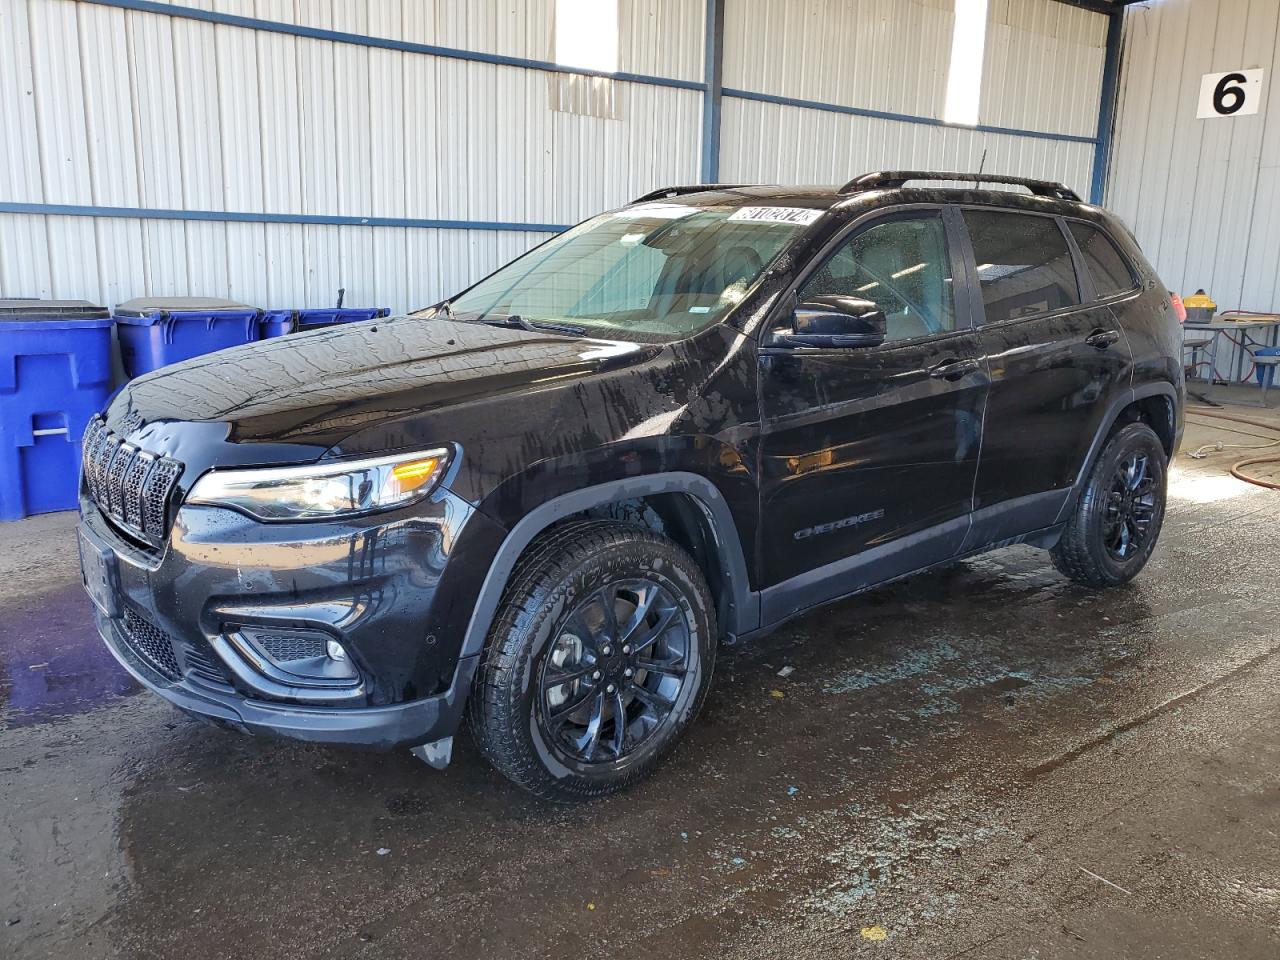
(259, 309, 296, 338)
(0, 299, 114, 520)
(295, 306, 390, 331)
(114, 297, 261, 377)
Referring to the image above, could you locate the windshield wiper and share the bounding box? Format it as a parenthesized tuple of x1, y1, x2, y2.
(528, 319, 589, 337)
(483, 313, 537, 331)
(480, 314, 588, 337)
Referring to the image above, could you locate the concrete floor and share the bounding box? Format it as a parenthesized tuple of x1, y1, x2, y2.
(2, 406, 1279, 960)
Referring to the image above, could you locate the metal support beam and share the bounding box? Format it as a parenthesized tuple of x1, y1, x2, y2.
(700, 0, 726, 183)
(1089, 10, 1125, 205)
(1050, 0, 1124, 15)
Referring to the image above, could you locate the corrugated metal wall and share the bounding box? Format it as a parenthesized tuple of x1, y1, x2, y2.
(1108, 0, 1280, 316)
(0, 0, 1111, 314)
(0, 0, 703, 311)
(720, 0, 1106, 192)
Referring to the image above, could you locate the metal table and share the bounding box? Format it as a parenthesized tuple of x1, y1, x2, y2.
(1184, 317, 1280, 401)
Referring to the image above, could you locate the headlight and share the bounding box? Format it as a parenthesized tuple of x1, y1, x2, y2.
(186, 449, 450, 520)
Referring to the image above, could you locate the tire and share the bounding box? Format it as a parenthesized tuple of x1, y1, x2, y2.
(468, 519, 717, 801)
(1050, 421, 1168, 588)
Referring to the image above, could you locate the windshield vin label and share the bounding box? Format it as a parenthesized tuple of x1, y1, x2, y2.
(728, 206, 823, 226)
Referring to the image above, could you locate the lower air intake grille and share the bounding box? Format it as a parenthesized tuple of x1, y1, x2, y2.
(256, 633, 327, 663)
(183, 644, 233, 687)
(121, 608, 181, 680)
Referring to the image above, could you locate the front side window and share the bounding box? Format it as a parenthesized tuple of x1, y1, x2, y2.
(964, 210, 1080, 324)
(447, 204, 810, 341)
(1068, 222, 1138, 298)
(799, 215, 956, 342)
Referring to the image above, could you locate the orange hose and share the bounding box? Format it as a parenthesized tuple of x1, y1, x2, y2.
(1231, 457, 1280, 490)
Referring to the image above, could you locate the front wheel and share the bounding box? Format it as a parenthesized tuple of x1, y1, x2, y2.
(1051, 421, 1168, 588)
(468, 519, 716, 801)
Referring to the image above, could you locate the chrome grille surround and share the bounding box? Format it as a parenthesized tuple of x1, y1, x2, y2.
(81, 416, 184, 548)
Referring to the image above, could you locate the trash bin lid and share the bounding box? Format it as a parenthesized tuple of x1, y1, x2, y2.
(115, 296, 255, 316)
(0, 298, 111, 321)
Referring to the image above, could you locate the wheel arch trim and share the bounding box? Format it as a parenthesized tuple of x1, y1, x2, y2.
(459, 473, 758, 661)
(1056, 380, 1179, 525)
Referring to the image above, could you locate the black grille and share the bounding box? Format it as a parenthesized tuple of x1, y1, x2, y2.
(121, 608, 181, 680)
(120, 607, 231, 687)
(82, 417, 183, 548)
(256, 632, 327, 663)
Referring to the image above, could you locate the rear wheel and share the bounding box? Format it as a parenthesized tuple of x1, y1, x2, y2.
(1051, 421, 1167, 587)
(469, 519, 716, 801)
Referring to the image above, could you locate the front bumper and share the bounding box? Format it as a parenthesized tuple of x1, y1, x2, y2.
(78, 486, 505, 750)
(96, 606, 477, 748)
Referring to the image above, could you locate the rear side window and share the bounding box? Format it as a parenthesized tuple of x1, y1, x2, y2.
(1067, 222, 1138, 298)
(963, 211, 1080, 324)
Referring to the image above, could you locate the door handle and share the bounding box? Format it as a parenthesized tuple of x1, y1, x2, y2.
(928, 358, 981, 381)
(1085, 329, 1121, 349)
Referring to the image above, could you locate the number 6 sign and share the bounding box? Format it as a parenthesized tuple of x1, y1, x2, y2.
(1197, 69, 1265, 119)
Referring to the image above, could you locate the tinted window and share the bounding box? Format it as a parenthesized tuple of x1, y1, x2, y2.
(964, 211, 1080, 324)
(1068, 222, 1137, 298)
(800, 216, 955, 342)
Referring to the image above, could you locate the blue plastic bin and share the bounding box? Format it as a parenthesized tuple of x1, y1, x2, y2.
(259, 309, 296, 338)
(0, 299, 114, 520)
(1255, 347, 1280, 387)
(114, 297, 260, 377)
(295, 306, 390, 331)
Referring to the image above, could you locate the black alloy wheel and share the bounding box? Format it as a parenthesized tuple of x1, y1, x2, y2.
(469, 519, 716, 801)
(1103, 450, 1158, 561)
(1051, 421, 1168, 588)
(537, 579, 691, 766)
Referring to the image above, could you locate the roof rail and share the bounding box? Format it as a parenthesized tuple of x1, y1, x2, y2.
(838, 171, 1081, 202)
(630, 184, 754, 203)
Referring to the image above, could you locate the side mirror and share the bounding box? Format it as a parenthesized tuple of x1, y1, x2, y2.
(771, 295, 887, 349)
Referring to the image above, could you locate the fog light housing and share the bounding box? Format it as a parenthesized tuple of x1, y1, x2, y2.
(229, 626, 360, 685)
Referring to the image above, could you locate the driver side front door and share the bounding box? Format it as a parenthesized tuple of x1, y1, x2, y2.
(756, 207, 988, 624)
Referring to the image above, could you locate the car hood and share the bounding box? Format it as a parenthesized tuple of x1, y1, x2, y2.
(104, 316, 660, 467)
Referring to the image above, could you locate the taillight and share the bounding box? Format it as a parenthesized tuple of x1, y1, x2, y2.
(1170, 292, 1187, 323)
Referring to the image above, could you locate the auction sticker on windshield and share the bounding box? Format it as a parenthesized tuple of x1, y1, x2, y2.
(728, 206, 823, 226)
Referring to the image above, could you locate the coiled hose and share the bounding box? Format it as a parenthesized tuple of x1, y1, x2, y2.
(1187, 405, 1280, 490)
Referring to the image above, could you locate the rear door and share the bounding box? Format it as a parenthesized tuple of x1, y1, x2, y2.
(959, 208, 1132, 548)
(756, 207, 988, 620)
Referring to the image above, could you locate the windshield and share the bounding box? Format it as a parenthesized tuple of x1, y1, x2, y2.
(446, 203, 816, 340)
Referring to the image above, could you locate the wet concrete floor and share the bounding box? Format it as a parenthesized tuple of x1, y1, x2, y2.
(2, 410, 1279, 959)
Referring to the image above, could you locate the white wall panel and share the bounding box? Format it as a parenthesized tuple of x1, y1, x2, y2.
(0, 215, 53, 298)
(0, 0, 43, 204)
(27, 0, 92, 204)
(724, 0, 955, 119)
(981, 0, 1107, 138)
(719, 0, 1106, 199)
(130, 8, 186, 208)
(1109, 0, 1280, 332)
(180, 0, 706, 81)
(720, 98, 1096, 197)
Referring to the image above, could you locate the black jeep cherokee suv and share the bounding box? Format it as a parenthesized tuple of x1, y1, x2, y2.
(78, 171, 1183, 800)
